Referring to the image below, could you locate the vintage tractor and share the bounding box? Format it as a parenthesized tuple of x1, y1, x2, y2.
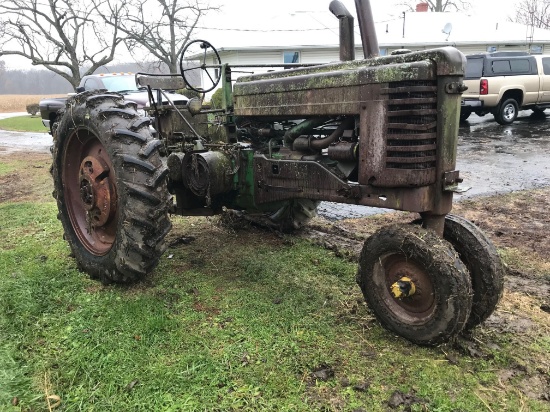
(50, 0, 503, 345)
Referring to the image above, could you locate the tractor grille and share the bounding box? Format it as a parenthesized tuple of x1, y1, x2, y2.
(385, 80, 438, 170)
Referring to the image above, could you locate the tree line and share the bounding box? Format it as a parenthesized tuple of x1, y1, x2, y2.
(0, 0, 218, 91)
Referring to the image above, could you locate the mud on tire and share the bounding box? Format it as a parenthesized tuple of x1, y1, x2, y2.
(357, 224, 473, 346)
(51, 90, 172, 283)
(442, 214, 504, 331)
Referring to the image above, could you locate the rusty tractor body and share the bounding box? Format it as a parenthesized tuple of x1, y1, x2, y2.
(51, 0, 503, 345)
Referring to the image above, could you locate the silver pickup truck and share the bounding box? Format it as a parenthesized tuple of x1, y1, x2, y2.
(461, 52, 550, 124)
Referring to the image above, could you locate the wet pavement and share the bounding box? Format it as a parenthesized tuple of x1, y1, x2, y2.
(0, 112, 53, 154)
(0, 110, 549, 219)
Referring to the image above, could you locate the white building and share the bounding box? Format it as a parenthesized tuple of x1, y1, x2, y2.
(186, 8, 550, 93)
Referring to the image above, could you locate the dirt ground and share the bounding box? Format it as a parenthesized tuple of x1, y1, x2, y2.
(2, 151, 549, 402)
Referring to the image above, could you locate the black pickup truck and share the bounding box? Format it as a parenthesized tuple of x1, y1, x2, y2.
(39, 73, 188, 132)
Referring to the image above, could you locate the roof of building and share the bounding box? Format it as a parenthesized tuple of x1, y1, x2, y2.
(194, 11, 550, 52)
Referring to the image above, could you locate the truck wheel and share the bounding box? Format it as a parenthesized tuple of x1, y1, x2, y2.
(494, 98, 518, 125)
(460, 110, 471, 122)
(268, 199, 320, 233)
(441, 215, 504, 331)
(356, 224, 472, 346)
(51, 91, 172, 283)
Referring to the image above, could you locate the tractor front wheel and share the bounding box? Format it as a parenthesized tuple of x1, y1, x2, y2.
(441, 215, 504, 331)
(357, 224, 473, 345)
(51, 91, 172, 283)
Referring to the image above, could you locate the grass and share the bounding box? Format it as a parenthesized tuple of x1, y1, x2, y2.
(0, 153, 549, 411)
(0, 115, 47, 132)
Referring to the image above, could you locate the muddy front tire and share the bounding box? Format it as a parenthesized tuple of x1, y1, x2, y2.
(442, 215, 503, 331)
(357, 224, 472, 346)
(51, 91, 171, 283)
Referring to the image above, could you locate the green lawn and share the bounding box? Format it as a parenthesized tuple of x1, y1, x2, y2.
(0, 115, 46, 133)
(0, 154, 548, 411)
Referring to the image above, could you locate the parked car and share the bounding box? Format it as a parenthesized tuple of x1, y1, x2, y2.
(461, 51, 550, 124)
(39, 73, 189, 132)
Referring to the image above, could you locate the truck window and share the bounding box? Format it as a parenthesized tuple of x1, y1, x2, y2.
(542, 57, 550, 75)
(510, 59, 530, 73)
(465, 57, 483, 79)
(492, 60, 511, 74)
(84, 78, 102, 91)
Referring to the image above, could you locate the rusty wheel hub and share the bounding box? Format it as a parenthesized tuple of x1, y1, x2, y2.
(78, 156, 116, 227)
(379, 254, 435, 323)
(63, 132, 118, 256)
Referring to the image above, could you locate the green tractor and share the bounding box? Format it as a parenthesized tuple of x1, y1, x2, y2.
(50, 0, 503, 345)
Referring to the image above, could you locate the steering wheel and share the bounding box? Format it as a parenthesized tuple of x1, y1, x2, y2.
(179, 40, 222, 93)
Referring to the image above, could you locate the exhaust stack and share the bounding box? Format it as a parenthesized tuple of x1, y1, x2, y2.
(329, 1, 355, 61)
(354, 0, 379, 58)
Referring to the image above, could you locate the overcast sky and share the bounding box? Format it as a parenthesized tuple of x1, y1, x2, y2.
(201, 0, 519, 29)
(1, 0, 521, 70)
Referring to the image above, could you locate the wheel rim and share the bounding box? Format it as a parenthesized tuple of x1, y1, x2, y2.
(62, 128, 118, 255)
(374, 253, 436, 324)
(503, 103, 516, 121)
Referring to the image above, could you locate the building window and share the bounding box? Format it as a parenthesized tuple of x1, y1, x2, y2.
(379, 48, 387, 56)
(283, 51, 300, 64)
(487, 45, 497, 53)
(531, 45, 543, 54)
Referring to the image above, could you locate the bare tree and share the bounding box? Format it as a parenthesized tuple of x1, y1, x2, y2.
(0, 60, 5, 91)
(513, 0, 550, 28)
(0, 0, 125, 90)
(399, 0, 471, 12)
(97, 0, 219, 74)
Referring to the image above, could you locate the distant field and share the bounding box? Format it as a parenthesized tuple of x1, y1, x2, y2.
(0, 94, 65, 113)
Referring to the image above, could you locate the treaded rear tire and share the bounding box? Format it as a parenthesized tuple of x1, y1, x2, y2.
(51, 91, 172, 283)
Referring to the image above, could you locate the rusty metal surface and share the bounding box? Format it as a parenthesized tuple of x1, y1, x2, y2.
(232, 47, 465, 215)
(359, 78, 439, 188)
(63, 131, 117, 256)
(233, 59, 437, 118)
(183, 151, 234, 198)
(136, 73, 186, 90)
(234, 47, 464, 86)
(327, 142, 357, 161)
(379, 253, 436, 321)
(354, 0, 379, 58)
(330, 1, 355, 61)
(254, 156, 435, 212)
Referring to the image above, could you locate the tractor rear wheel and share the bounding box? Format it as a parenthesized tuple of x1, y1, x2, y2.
(51, 91, 172, 283)
(357, 224, 472, 345)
